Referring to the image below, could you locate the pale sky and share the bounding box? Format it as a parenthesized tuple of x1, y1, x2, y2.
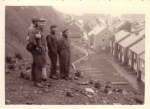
(51, 1, 147, 17)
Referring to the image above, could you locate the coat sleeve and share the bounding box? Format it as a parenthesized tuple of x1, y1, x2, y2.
(46, 35, 56, 53)
(28, 28, 37, 45)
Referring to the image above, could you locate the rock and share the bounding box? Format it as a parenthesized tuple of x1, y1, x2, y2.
(113, 88, 118, 92)
(85, 88, 94, 95)
(74, 77, 79, 80)
(117, 88, 123, 93)
(20, 70, 31, 80)
(37, 91, 43, 94)
(105, 84, 111, 88)
(114, 97, 119, 100)
(78, 81, 89, 85)
(5, 99, 11, 104)
(66, 91, 74, 97)
(20, 66, 24, 69)
(106, 100, 110, 103)
(5, 69, 10, 73)
(122, 90, 128, 95)
(87, 94, 93, 98)
(103, 88, 109, 94)
(101, 100, 107, 104)
(89, 79, 94, 84)
(75, 70, 84, 78)
(34, 91, 37, 94)
(44, 89, 50, 92)
(94, 81, 101, 89)
(26, 100, 33, 105)
(134, 96, 144, 104)
(107, 91, 113, 95)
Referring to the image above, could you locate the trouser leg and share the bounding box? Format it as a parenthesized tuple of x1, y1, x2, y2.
(32, 54, 43, 83)
(48, 51, 57, 76)
(41, 53, 47, 79)
(66, 56, 70, 77)
(31, 62, 35, 81)
(59, 56, 68, 77)
(59, 56, 65, 78)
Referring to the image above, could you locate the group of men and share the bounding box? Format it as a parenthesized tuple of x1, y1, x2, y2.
(27, 17, 71, 88)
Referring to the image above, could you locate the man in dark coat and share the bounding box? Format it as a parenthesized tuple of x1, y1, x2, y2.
(27, 17, 44, 87)
(58, 29, 71, 80)
(46, 25, 59, 79)
(37, 18, 47, 81)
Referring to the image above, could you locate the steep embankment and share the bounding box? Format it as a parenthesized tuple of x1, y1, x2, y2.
(5, 6, 68, 59)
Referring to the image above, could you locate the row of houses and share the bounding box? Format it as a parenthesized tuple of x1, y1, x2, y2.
(87, 19, 145, 83)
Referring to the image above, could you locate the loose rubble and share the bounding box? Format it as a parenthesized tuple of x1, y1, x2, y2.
(5, 57, 144, 105)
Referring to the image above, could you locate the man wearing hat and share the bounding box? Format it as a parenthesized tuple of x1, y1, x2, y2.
(37, 18, 48, 81)
(57, 29, 71, 80)
(46, 25, 59, 79)
(27, 17, 44, 87)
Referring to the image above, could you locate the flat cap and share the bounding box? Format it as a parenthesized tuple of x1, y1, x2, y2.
(50, 24, 57, 29)
(39, 18, 46, 22)
(62, 29, 69, 34)
(32, 17, 40, 22)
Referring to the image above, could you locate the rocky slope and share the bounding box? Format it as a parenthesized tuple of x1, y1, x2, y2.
(5, 6, 68, 59)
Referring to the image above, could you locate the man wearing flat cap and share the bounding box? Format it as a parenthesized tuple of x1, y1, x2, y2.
(27, 17, 44, 87)
(37, 18, 48, 81)
(58, 29, 71, 80)
(46, 25, 59, 79)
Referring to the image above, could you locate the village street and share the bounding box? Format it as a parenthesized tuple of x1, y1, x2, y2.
(75, 49, 144, 94)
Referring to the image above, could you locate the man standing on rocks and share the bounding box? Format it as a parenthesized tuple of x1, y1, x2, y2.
(46, 25, 59, 79)
(37, 18, 48, 81)
(58, 29, 71, 80)
(27, 17, 44, 88)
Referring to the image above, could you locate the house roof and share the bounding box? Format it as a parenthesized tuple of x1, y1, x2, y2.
(88, 24, 102, 36)
(115, 21, 126, 29)
(118, 34, 143, 48)
(139, 52, 145, 61)
(139, 29, 145, 37)
(88, 19, 98, 27)
(114, 30, 130, 42)
(75, 22, 82, 29)
(78, 19, 84, 24)
(129, 39, 145, 54)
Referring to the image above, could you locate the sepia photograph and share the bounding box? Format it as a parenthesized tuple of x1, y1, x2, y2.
(3, 1, 147, 106)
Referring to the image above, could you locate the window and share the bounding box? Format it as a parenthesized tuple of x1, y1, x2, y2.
(122, 48, 124, 52)
(110, 41, 112, 47)
(142, 61, 145, 68)
(102, 45, 105, 49)
(102, 39, 105, 43)
(105, 33, 108, 36)
(134, 54, 136, 59)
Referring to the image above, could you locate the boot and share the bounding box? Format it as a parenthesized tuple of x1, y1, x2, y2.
(42, 67, 47, 81)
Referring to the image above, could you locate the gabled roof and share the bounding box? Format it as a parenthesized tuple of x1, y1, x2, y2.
(118, 34, 143, 48)
(93, 26, 105, 35)
(115, 21, 126, 29)
(129, 39, 145, 54)
(88, 24, 101, 36)
(75, 22, 82, 29)
(139, 52, 145, 61)
(139, 29, 145, 37)
(88, 19, 98, 27)
(78, 19, 84, 24)
(114, 30, 130, 42)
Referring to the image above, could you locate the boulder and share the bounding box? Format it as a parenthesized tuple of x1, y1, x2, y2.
(85, 88, 94, 95)
(66, 91, 74, 97)
(94, 81, 101, 89)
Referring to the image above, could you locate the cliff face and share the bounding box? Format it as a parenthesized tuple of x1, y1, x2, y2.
(5, 6, 67, 59)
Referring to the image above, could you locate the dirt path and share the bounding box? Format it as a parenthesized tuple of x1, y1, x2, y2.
(75, 49, 137, 93)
